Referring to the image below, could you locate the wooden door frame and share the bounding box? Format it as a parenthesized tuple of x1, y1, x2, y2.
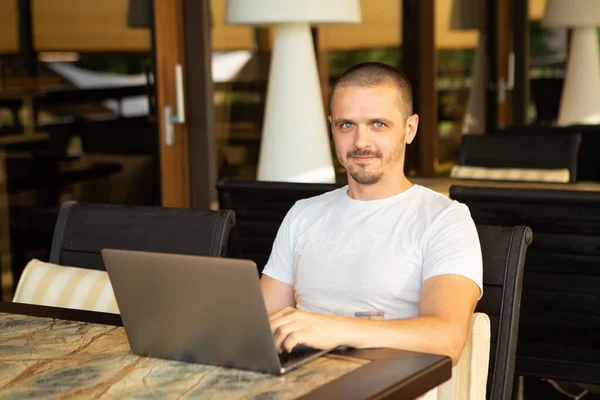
(402, 0, 438, 177)
(154, 0, 215, 209)
(154, 0, 191, 208)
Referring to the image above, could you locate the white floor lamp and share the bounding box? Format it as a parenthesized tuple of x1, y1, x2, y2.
(449, 0, 485, 134)
(543, 0, 600, 126)
(226, 0, 361, 183)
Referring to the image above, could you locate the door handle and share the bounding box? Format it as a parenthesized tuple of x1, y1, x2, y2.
(498, 51, 515, 104)
(164, 64, 186, 146)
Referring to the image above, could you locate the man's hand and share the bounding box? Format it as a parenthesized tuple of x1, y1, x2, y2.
(269, 307, 351, 353)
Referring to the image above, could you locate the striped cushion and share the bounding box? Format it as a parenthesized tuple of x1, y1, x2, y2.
(450, 165, 570, 183)
(13, 259, 119, 314)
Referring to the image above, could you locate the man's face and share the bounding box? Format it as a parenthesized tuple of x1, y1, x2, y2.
(329, 84, 417, 185)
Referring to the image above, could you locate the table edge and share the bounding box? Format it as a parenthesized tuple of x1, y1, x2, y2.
(0, 302, 452, 399)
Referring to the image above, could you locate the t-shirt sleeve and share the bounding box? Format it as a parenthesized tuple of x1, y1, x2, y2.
(422, 203, 483, 297)
(261, 205, 297, 286)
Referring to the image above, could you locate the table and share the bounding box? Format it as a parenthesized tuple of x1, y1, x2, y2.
(0, 302, 451, 399)
(411, 176, 600, 197)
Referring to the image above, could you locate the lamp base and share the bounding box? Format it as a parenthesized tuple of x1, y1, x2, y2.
(257, 23, 336, 183)
(462, 33, 486, 134)
(558, 27, 600, 126)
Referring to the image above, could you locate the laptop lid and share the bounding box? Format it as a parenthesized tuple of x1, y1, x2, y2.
(101, 249, 285, 375)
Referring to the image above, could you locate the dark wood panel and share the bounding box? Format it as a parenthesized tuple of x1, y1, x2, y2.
(185, 0, 218, 210)
(402, 0, 437, 176)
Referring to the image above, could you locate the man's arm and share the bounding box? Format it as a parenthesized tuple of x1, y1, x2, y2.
(270, 274, 479, 365)
(260, 275, 296, 315)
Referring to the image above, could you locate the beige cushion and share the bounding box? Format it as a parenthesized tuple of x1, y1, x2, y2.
(450, 165, 570, 183)
(438, 313, 491, 400)
(13, 259, 119, 314)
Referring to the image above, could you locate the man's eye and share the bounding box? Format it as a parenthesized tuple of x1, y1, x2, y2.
(341, 122, 353, 129)
(374, 122, 385, 128)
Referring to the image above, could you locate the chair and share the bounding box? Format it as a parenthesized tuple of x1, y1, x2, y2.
(216, 180, 341, 273)
(451, 134, 581, 183)
(217, 180, 530, 399)
(530, 78, 563, 125)
(471, 225, 531, 400)
(13, 259, 119, 314)
(450, 185, 600, 387)
(492, 124, 600, 182)
(75, 116, 160, 206)
(48, 201, 236, 271)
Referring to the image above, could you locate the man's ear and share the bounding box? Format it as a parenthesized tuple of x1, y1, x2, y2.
(328, 116, 332, 125)
(405, 114, 419, 145)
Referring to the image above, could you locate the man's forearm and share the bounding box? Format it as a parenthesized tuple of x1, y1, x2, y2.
(337, 315, 466, 365)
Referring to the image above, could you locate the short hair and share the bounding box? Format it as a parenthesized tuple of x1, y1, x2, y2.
(329, 62, 413, 119)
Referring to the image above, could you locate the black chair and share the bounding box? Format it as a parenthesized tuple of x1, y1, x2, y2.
(530, 78, 563, 124)
(217, 180, 531, 399)
(217, 180, 532, 398)
(450, 185, 600, 387)
(48, 201, 236, 271)
(493, 124, 600, 182)
(216, 180, 342, 273)
(475, 224, 532, 400)
(455, 134, 582, 183)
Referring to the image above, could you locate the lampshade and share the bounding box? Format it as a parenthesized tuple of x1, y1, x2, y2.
(542, 0, 600, 125)
(449, 0, 485, 30)
(543, 0, 600, 27)
(225, 0, 361, 26)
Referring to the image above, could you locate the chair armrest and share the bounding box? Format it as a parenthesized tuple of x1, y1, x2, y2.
(438, 312, 491, 400)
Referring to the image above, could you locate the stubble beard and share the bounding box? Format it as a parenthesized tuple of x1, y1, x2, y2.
(337, 146, 404, 186)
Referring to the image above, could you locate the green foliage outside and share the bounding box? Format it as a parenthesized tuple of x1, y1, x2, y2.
(77, 53, 153, 75)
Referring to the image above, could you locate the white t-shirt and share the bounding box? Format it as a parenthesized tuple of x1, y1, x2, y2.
(262, 185, 483, 400)
(263, 184, 483, 318)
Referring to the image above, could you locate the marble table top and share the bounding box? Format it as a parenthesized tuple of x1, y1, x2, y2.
(0, 312, 368, 399)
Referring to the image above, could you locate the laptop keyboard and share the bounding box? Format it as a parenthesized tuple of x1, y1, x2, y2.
(278, 344, 323, 367)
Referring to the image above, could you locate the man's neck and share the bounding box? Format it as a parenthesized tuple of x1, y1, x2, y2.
(346, 174, 414, 201)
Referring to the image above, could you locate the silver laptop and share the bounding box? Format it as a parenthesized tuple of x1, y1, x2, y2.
(101, 249, 331, 375)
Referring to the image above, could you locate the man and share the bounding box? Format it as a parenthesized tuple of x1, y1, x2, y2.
(260, 62, 482, 398)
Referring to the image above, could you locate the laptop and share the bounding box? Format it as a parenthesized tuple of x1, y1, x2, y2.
(101, 249, 332, 375)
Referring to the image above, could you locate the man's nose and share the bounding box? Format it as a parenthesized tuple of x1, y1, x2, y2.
(354, 125, 372, 148)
